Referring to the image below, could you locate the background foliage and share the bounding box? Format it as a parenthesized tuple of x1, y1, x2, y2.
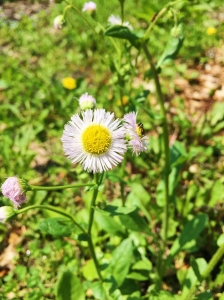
(0, 0, 224, 299)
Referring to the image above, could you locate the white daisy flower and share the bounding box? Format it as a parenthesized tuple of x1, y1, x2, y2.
(61, 109, 127, 173)
(108, 14, 133, 30)
(123, 112, 148, 156)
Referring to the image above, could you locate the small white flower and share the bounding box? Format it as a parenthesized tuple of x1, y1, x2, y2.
(61, 109, 127, 173)
(79, 93, 96, 110)
(108, 14, 133, 30)
(0, 206, 16, 223)
(54, 15, 64, 29)
(82, 1, 97, 12)
(123, 112, 148, 155)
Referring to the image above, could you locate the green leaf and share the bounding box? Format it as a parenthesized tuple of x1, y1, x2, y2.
(181, 258, 207, 298)
(39, 218, 75, 237)
(209, 179, 224, 207)
(156, 34, 184, 68)
(105, 25, 142, 48)
(95, 209, 126, 236)
(170, 141, 187, 169)
(95, 205, 136, 216)
(132, 259, 152, 271)
(56, 270, 85, 300)
(169, 214, 208, 259)
(91, 281, 107, 300)
(82, 259, 98, 281)
(119, 208, 150, 234)
(217, 233, 224, 246)
(127, 270, 149, 281)
(107, 238, 133, 287)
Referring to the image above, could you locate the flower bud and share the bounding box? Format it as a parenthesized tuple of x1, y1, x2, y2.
(170, 25, 182, 38)
(82, 2, 97, 14)
(54, 15, 64, 29)
(78, 93, 96, 110)
(0, 206, 16, 223)
(1, 177, 29, 207)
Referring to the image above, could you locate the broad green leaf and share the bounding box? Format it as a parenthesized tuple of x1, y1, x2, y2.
(56, 270, 85, 300)
(194, 292, 213, 300)
(105, 25, 143, 48)
(210, 102, 224, 126)
(132, 259, 152, 271)
(95, 210, 126, 236)
(107, 238, 133, 287)
(169, 214, 208, 258)
(157, 34, 184, 68)
(181, 258, 207, 298)
(119, 208, 150, 234)
(91, 281, 107, 300)
(127, 270, 149, 281)
(119, 278, 140, 296)
(39, 218, 75, 237)
(209, 179, 224, 207)
(82, 259, 98, 281)
(170, 141, 187, 169)
(217, 233, 224, 246)
(95, 205, 136, 216)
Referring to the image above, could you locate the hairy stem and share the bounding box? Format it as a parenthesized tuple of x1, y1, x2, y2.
(142, 42, 170, 277)
(17, 205, 86, 233)
(87, 174, 103, 282)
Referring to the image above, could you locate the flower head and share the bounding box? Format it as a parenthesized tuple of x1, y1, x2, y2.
(78, 93, 96, 110)
(0, 206, 16, 223)
(82, 1, 97, 13)
(54, 15, 64, 29)
(206, 27, 217, 36)
(108, 14, 132, 30)
(61, 109, 127, 173)
(1, 177, 27, 207)
(62, 77, 77, 90)
(123, 112, 148, 155)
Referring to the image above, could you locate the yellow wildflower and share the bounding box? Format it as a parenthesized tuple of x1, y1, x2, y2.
(117, 95, 129, 106)
(62, 77, 77, 90)
(206, 27, 217, 36)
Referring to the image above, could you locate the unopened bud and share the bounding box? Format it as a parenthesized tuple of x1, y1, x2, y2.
(0, 206, 16, 223)
(78, 93, 96, 110)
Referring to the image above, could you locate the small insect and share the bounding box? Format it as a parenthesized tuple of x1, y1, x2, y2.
(136, 122, 145, 137)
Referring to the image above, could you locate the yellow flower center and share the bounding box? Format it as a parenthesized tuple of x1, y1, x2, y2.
(82, 124, 112, 155)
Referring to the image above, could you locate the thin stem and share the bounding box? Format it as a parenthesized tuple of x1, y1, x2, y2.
(120, 154, 127, 206)
(17, 205, 86, 233)
(119, 0, 125, 23)
(142, 42, 170, 276)
(87, 173, 103, 282)
(143, 0, 186, 41)
(30, 183, 95, 191)
(64, 0, 97, 34)
(183, 244, 224, 300)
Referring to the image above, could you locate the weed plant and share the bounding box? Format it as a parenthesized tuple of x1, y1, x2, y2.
(0, 0, 224, 299)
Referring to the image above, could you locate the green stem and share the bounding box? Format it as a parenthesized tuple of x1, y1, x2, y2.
(120, 154, 127, 206)
(183, 244, 224, 300)
(142, 42, 170, 276)
(64, 0, 97, 34)
(17, 205, 86, 233)
(87, 174, 103, 282)
(119, 0, 125, 23)
(30, 183, 95, 191)
(143, 0, 186, 40)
